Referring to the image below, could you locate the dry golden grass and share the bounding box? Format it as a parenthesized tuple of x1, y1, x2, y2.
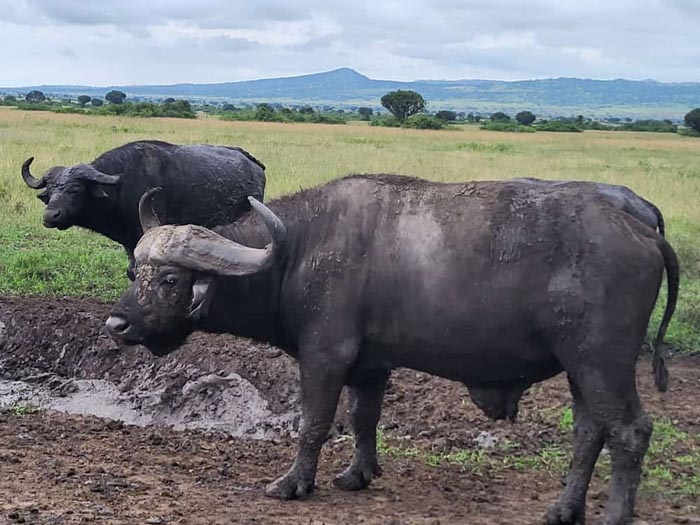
(2, 107, 699, 224)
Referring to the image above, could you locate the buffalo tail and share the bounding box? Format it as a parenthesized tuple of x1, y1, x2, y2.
(653, 237, 679, 392)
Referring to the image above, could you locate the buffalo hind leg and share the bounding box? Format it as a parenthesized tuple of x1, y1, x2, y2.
(601, 403, 652, 525)
(550, 344, 652, 525)
(334, 372, 389, 491)
(265, 339, 356, 500)
(545, 379, 604, 525)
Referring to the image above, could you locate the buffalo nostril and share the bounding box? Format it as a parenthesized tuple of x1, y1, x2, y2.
(49, 209, 61, 220)
(105, 315, 129, 334)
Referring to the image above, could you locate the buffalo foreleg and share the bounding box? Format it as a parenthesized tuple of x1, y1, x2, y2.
(265, 338, 356, 500)
(334, 372, 389, 491)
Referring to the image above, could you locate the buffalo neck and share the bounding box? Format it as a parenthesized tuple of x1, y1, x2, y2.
(78, 188, 138, 251)
(200, 215, 289, 348)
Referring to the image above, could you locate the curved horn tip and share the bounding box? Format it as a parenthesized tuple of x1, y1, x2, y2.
(21, 156, 46, 189)
(138, 187, 164, 232)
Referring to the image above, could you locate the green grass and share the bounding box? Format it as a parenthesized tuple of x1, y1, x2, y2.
(0, 106, 699, 351)
(377, 413, 700, 498)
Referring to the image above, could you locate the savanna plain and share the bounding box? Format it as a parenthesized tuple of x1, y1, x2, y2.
(0, 107, 699, 524)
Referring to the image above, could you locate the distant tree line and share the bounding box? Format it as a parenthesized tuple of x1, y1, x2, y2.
(2, 87, 700, 135)
(0, 90, 196, 119)
(476, 109, 699, 135)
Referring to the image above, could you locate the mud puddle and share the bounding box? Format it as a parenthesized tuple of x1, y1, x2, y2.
(0, 297, 301, 439)
(0, 373, 296, 438)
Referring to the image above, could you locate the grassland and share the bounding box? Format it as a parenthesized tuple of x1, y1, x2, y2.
(1, 106, 699, 351)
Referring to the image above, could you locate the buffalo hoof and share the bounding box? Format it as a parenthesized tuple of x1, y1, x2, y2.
(265, 471, 315, 500)
(333, 461, 382, 491)
(544, 500, 585, 525)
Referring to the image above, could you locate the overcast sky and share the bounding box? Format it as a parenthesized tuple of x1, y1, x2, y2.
(1, 0, 700, 86)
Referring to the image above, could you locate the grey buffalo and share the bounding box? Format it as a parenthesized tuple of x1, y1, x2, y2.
(21, 140, 266, 279)
(512, 177, 665, 235)
(468, 177, 667, 421)
(106, 175, 678, 525)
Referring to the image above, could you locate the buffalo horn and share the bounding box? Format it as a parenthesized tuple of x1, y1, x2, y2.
(77, 164, 121, 184)
(21, 157, 47, 189)
(161, 198, 285, 276)
(138, 187, 163, 232)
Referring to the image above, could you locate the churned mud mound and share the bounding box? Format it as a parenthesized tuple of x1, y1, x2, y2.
(1, 297, 699, 524)
(0, 297, 300, 438)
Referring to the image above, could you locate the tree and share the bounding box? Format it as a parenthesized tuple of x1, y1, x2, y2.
(164, 97, 176, 104)
(515, 111, 536, 126)
(105, 90, 126, 104)
(25, 90, 46, 103)
(299, 105, 315, 114)
(3, 95, 17, 104)
(77, 95, 91, 107)
(491, 111, 510, 122)
(91, 98, 104, 107)
(222, 103, 237, 112)
(435, 110, 457, 122)
(684, 108, 700, 132)
(380, 90, 426, 122)
(357, 107, 373, 120)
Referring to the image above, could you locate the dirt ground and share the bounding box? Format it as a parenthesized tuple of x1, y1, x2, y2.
(1, 297, 699, 525)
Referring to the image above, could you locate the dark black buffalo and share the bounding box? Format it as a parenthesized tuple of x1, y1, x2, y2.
(21, 140, 266, 279)
(106, 175, 678, 525)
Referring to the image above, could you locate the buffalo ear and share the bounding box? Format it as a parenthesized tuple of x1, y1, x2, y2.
(187, 276, 214, 321)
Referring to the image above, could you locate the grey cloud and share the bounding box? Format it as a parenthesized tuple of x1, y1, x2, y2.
(1, 0, 700, 85)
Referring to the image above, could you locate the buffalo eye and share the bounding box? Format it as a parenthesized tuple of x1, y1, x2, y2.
(162, 275, 179, 286)
(37, 191, 49, 204)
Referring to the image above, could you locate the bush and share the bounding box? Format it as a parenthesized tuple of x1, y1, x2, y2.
(403, 114, 446, 130)
(369, 115, 401, 127)
(481, 121, 534, 133)
(617, 119, 677, 133)
(535, 121, 583, 132)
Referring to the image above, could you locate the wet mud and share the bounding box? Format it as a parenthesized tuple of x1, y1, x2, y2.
(1, 297, 699, 524)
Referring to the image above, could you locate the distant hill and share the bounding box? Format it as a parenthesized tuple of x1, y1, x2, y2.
(3, 68, 700, 119)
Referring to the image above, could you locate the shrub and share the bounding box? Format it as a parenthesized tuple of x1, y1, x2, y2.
(481, 121, 534, 133)
(369, 115, 401, 127)
(535, 121, 583, 132)
(617, 119, 677, 133)
(403, 114, 446, 130)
